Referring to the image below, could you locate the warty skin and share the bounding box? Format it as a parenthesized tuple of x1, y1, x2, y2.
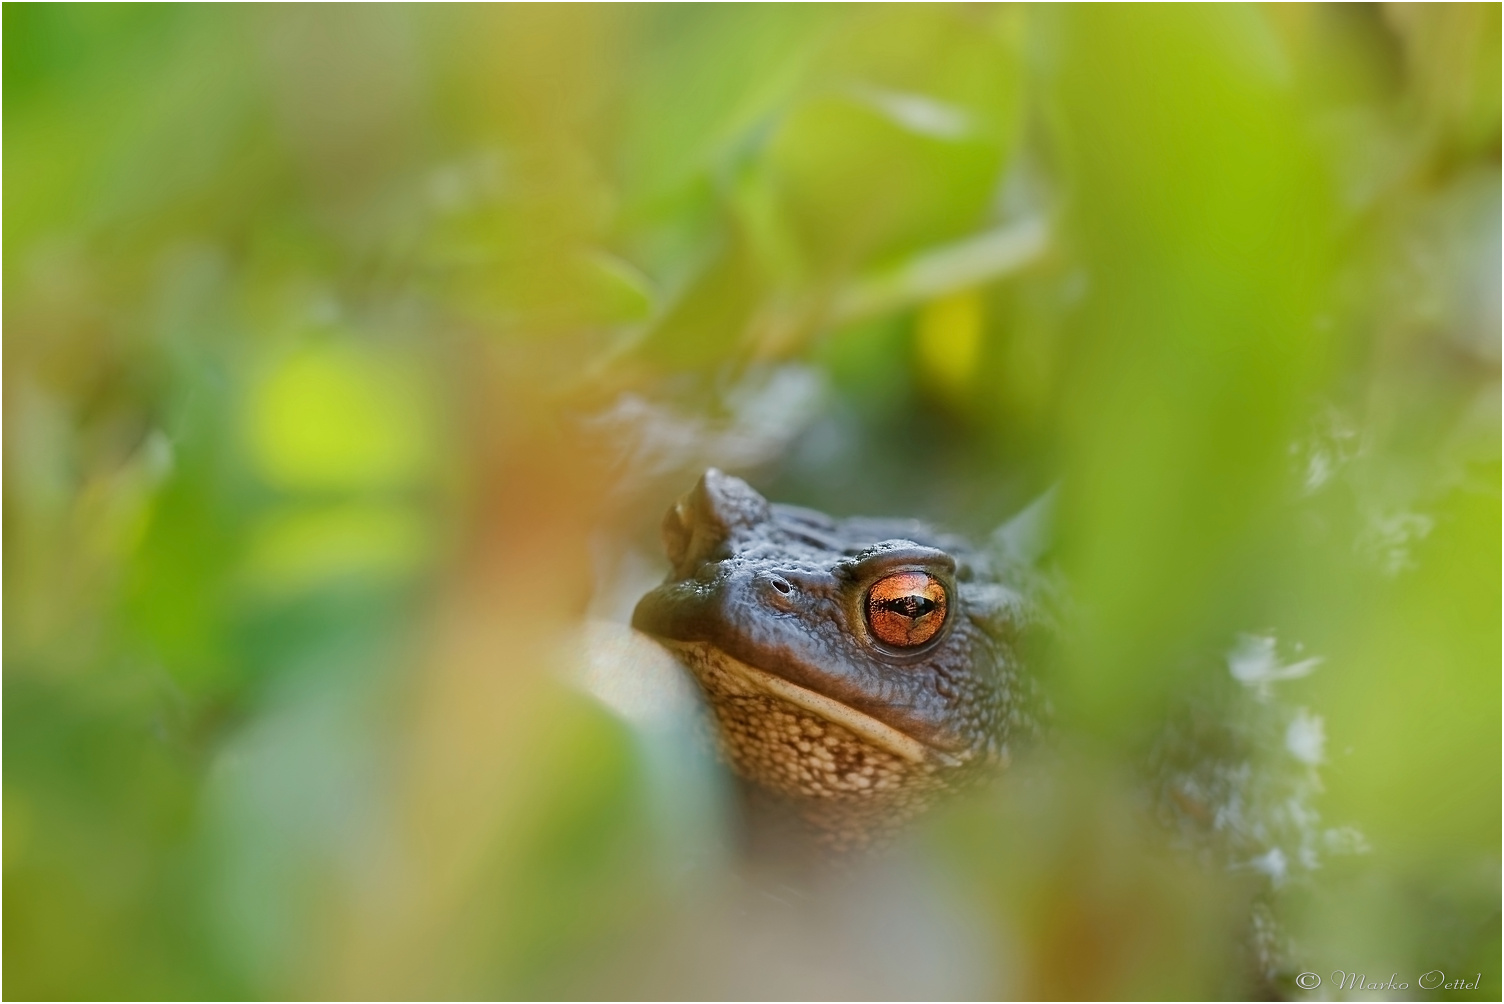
(632, 469, 1046, 848)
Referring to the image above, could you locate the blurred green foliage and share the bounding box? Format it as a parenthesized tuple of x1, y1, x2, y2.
(4, 4, 1498, 999)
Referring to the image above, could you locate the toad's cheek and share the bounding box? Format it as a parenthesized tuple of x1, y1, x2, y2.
(635, 602, 978, 758)
(666, 640, 957, 767)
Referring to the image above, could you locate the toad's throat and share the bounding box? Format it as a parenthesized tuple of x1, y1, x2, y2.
(665, 640, 958, 767)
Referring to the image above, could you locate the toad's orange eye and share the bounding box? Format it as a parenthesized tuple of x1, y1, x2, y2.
(865, 571, 948, 648)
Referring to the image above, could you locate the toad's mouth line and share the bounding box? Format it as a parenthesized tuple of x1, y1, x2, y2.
(666, 640, 962, 768)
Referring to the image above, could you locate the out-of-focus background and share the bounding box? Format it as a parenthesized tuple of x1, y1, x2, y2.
(4, 5, 1498, 999)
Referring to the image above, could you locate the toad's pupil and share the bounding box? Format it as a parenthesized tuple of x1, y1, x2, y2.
(865, 571, 948, 648)
(877, 595, 936, 618)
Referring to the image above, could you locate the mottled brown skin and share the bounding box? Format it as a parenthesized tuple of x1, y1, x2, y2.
(632, 469, 1046, 848)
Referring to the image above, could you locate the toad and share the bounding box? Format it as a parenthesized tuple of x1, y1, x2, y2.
(632, 469, 1049, 849)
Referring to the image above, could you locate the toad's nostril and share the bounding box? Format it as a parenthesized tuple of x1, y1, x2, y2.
(770, 576, 793, 595)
